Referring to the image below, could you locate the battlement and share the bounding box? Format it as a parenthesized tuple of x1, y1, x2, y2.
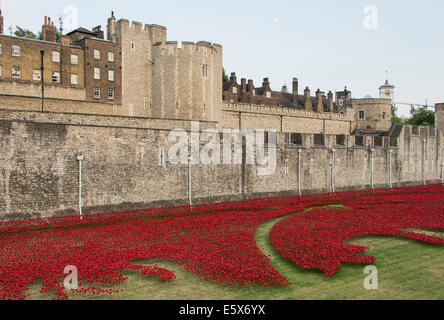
(116, 19, 167, 34)
(152, 40, 222, 55)
(351, 98, 392, 104)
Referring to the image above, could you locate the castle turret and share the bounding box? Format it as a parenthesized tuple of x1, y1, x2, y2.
(379, 79, 395, 102)
(107, 11, 118, 43)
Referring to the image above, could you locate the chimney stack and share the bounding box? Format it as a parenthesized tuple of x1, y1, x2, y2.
(240, 78, 248, 102)
(42, 16, 57, 42)
(0, 10, 4, 35)
(292, 78, 298, 104)
(230, 72, 237, 83)
(262, 77, 270, 87)
(304, 87, 312, 112)
(327, 91, 334, 112)
(92, 25, 104, 39)
(316, 89, 323, 112)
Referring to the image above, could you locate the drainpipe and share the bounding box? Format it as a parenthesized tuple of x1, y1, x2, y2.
(188, 154, 192, 207)
(76, 155, 84, 220)
(370, 149, 375, 189)
(389, 150, 393, 189)
(298, 149, 302, 196)
(422, 139, 426, 185)
(331, 148, 336, 193)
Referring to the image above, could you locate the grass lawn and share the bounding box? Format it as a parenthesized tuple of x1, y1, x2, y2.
(26, 206, 444, 300)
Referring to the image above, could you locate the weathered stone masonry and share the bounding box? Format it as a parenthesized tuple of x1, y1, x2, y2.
(0, 110, 442, 221)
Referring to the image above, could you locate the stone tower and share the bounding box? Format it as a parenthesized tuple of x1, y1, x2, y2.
(379, 79, 395, 103)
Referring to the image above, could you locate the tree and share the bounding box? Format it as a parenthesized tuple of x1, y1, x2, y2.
(405, 106, 435, 126)
(14, 26, 61, 42)
(391, 104, 403, 124)
(14, 26, 40, 40)
(222, 68, 229, 83)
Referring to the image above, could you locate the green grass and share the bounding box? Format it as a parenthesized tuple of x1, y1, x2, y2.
(26, 205, 444, 300)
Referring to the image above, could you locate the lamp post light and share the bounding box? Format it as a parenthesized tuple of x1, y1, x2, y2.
(389, 150, 393, 189)
(331, 148, 336, 193)
(298, 149, 302, 196)
(40, 50, 45, 112)
(370, 149, 375, 189)
(76, 155, 84, 220)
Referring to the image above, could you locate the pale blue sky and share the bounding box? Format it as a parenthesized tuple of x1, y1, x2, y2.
(2, 0, 443, 117)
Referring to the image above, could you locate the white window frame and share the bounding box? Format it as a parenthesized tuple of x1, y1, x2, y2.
(12, 66, 21, 79)
(71, 74, 79, 85)
(12, 45, 21, 57)
(266, 91, 272, 98)
(94, 67, 101, 80)
(232, 87, 238, 94)
(52, 51, 60, 63)
(108, 70, 115, 82)
(71, 54, 79, 65)
(108, 52, 115, 62)
(94, 88, 101, 99)
(52, 72, 60, 83)
(33, 70, 41, 81)
(93, 49, 101, 60)
(108, 89, 115, 100)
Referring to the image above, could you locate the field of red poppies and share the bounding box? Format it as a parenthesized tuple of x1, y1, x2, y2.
(0, 184, 443, 300)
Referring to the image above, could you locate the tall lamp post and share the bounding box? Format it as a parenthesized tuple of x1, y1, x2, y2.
(40, 50, 45, 112)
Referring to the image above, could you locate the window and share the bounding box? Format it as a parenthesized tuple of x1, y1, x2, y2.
(359, 111, 365, 120)
(382, 112, 386, 120)
(94, 88, 101, 99)
(266, 91, 271, 98)
(94, 67, 101, 80)
(0, 44, 2, 55)
(52, 72, 60, 83)
(71, 54, 79, 65)
(373, 136, 383, 147)
(355, 136, 364, 146)
(131, 42, 135, 51)
(52, 51, 60, 63)
(71, 74, 79, 85)
(314, 134, 325, 146)
(108, 52, 115, 62)
(12, 45, 21, 57)
(94, 49, 101, 60)
(12, 66, 21, 79)
(108, 70, 115, 82)
(290, 133, 303, 146)
(108, 89, 115, 100)
(0, 65, 2, 77)
(32, 70, 41, 81)
(232, 87, 238, 94)
(336, 135, 346, 146)
(252, 89, 256, 96)
(202, 65, 208, 77)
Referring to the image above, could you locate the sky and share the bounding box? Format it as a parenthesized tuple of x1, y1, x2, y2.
(1, 0, 443, 117)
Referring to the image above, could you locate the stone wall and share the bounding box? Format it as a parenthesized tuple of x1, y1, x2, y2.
(436, 103, 444, 135)
(0, 109, 442, 221)
(352, 98, 392, 132)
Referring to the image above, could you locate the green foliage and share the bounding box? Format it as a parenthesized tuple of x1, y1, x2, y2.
(222, 68, 229, 83)
(391, 104, 403, 124)
(405, 106, 435, 126)
(14, 26, 61, 42)
(14, 26, 40, 40)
